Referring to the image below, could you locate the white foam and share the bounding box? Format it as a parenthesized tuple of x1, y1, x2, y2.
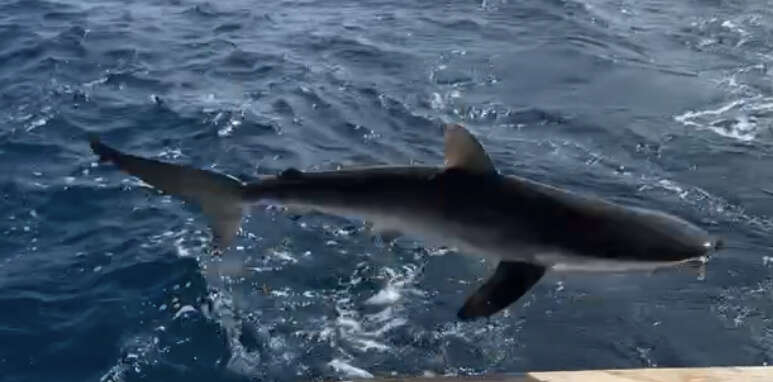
(656, 179, 689, 199)
(270, 288, 291, 297)
(324, 263, 422, 357)
(636, 346, 658, 367)
(362, 317, 407, 338)
(25, 117, 47, 132)
(720, 19, 749, 38)
(99, 333, 163, 382)
(674, 97, 773, 141)
(364, 286, 400, 305)
(271, 249, 298, 263)
(430, 92, 444, 110)
(328, 359, 374, 379)
(337, 316, 362, 332)
(353, 338, 390, 352)
(158, 148, 183, 160)
(218, 118, 241, 137)
(173, 305, 197, 319)
(174, 237, 191, 257)
(84, 76, 108, 87)
(364, 264, 425, 306)
(205, 290, 263, 376)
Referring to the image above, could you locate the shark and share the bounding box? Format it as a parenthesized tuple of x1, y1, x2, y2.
(89, 124, 723, 320)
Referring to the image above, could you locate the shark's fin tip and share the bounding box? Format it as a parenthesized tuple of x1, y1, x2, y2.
(89, 136, 121, 163)
(443, 123, 496, 173)
(458, 261, 546, 320)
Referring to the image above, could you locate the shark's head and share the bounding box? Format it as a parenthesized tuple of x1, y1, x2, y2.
(627, 207, 724, 263)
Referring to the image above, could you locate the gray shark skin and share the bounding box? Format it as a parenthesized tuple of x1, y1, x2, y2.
(89, 124, 723, 320)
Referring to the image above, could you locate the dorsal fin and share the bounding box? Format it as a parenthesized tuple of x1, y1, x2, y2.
(443, 124, 496, 173)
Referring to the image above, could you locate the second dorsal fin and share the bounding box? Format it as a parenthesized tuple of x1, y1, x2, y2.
(443, 124, 496, 173)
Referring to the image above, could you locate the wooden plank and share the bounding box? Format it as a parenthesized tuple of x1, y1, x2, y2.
(350, 367, 773, 382)
(528, 367, 773, 382)
(348, 375, 533, 382)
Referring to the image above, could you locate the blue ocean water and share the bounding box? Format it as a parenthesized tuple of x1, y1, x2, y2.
(2, 0, 773, 381)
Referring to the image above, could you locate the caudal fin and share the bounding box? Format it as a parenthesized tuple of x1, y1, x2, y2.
(89, 136, 245, 249)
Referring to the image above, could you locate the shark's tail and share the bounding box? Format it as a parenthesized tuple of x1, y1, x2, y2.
(89, 136, 246, 249)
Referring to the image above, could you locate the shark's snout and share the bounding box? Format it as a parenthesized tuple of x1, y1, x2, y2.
(684, 236, 723, 264)
(700, 236, 724, 255)
(713, 238, 724, 251)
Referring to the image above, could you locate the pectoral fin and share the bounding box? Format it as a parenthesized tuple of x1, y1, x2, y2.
(458, 261, 546, 320)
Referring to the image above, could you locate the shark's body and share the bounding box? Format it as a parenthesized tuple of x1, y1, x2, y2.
(89, 124, 722, 319)
(246, 166, 714, 269)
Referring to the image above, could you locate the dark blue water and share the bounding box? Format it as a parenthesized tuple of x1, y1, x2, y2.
(2, 0, 773, 381)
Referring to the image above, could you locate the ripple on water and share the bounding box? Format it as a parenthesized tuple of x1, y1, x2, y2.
(712, 278, 773, 362)
(3, 0, 773, 380)
(673, 12, 773, 143)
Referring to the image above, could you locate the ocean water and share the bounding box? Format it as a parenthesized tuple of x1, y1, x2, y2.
(2, 0, 773, 381)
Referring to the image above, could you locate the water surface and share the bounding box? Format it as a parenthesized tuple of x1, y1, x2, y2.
(2, 1, 773, 381)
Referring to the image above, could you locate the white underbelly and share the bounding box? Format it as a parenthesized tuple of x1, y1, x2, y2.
(261, 201, 708, 273)
(538, 252, 707, 272)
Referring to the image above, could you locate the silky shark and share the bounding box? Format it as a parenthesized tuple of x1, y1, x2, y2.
(89, 124, 723, 320)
